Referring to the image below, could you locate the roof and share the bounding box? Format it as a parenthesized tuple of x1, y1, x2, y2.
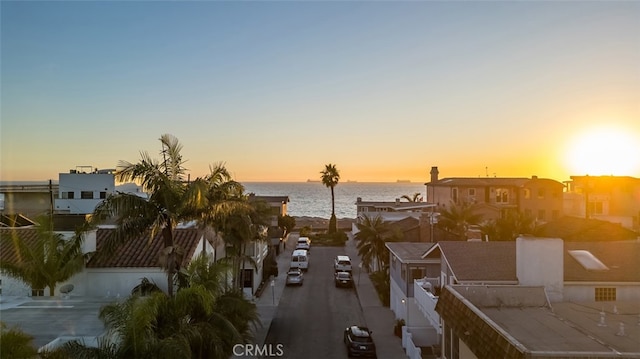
(434, 241, 518, 282)
(356, 200, 434, 211)
(387, 216, 420, 232)
(429, 240, 640, 283)
(86, 228, 202, 268)
(385, 242, 436, 263)
(536, 217, 638, 242)
(248, 194, 289, 204)
(436, 285, 640, 358)
(0, 228, 40, 265)
(564, 241, 640, 282)
(429, 177, 530, 187)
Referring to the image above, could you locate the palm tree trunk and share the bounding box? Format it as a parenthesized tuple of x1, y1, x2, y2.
(331, 186, 335, 217)
(49, 286, 55, 297)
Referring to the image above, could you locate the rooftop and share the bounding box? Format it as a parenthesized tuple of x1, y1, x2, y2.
(385, 242, 436, 263)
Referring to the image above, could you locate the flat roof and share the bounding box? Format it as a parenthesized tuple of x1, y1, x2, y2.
(443, 285, 640, 356)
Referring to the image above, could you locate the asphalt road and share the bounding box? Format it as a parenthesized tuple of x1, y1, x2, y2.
(263, 245, 368, 359)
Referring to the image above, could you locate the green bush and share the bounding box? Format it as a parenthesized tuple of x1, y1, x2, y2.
(309, 231, 348, 246)
(299, 226, 313, 237)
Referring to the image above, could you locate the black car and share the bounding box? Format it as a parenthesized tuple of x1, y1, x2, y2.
(343, 325, 377, 358)
(334, 271, 353, 288)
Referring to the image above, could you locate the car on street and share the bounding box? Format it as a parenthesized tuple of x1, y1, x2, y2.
(286, 268, 304, 286)
(343, 325, 377, 358)
(334, 255, 352, 272)
(296, 237, 311, 251)
(334, 271, 353, 288)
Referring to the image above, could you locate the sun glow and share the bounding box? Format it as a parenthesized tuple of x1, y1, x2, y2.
(564, 125, 640, 176)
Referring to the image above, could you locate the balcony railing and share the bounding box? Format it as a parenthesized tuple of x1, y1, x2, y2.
(414, 279, 441, 333)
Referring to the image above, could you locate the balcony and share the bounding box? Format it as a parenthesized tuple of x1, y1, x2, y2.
(414, 279, 441, 333)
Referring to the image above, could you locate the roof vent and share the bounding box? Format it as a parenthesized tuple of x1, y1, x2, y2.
(568, 250, 609, 271)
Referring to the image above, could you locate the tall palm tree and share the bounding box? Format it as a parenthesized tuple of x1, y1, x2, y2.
(436, 201, 483, 240)
(320, 163, 340, 233)
(355, 214, 400, 272)
(0, 217, 85, 296)
(91, 134, 194, 297)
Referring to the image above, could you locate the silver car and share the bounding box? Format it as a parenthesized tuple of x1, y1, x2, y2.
(285, 268, 304, 286)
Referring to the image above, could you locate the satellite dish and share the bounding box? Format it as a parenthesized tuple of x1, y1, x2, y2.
(60, 284, 74, 294)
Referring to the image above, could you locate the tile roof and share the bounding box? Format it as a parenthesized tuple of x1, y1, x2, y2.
(0, 228, 40, 265)
(385, 242, 436, 263)
(434, 241, 518, 282)
(86, 228, 203, 268)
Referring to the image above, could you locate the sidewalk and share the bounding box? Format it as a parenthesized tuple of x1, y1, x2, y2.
(345, 233, 408, 359)
(246, 232, 407, 359)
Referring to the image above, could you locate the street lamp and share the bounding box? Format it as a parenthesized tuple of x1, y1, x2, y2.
(401, 298, 409, 326)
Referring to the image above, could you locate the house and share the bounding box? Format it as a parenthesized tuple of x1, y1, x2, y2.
(563, 175, 640, 231)
(248, 194, 290, 255)
(425, 166, 564, 225)
(0, 227, 216, 297)
(535, 216, 639, 242)
(354, 197, 436, 241)
(0, 181, 56, 220)
(385, 242, 440, 358)
(410, 237, 640, 359)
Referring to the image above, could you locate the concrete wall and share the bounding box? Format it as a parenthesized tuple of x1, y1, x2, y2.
(56, 173, 115, 214)
(564, 284, 640, 302)
(516, 236, 564, 302)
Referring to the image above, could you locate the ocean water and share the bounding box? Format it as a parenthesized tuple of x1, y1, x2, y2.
(242, 182, 427, 219)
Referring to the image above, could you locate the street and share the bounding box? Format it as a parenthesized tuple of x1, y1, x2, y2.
(262, 245, 367, 359)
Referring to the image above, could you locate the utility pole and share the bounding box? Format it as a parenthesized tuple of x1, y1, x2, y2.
(49, 179, 54, 231)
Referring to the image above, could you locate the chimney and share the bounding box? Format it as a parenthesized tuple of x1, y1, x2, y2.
(430, 166, 439, 183)
(532, 175, 538, 180)
(516, 236, 564, 302)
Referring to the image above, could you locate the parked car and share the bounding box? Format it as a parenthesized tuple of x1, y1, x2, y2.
(286, 268, 304, 286)
(334, 255, 352, 272)
(296, 236, 311, 251)
(343, 325, 377, 358)
(334, 271, 353, 288)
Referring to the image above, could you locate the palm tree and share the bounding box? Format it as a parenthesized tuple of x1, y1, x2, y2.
(481, 210, 536, 241)
(0, 322, 38, 359)
(436, 201, 483, 240)
(90, 135, 244, 297)
(54, 258, 258, 359)
(0, 217, 85, 296)
(401, 193, 423, 202)
(320, 163, 340, 233)
(355, 214, 400, 272)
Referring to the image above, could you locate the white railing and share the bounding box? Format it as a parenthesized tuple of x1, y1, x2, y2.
(414, 279, 441, 333)
(402, 327, 422, 359)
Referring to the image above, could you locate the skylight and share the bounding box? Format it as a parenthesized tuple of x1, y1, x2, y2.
(568, 250, 609, 271)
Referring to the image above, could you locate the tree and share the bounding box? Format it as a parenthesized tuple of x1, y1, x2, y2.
(354, 214, 400, 272)
(0, 217, 85, 296)
(436, 201, 483, 240)
(90, 135, 244, 297)
(0, 322, 38, 359)
(277, 214, 296, 237)
(320, 163, 340, 233)
(401, 193, 423, 202)
(52, 258, 258, 359)
(481, 210, 536, 241)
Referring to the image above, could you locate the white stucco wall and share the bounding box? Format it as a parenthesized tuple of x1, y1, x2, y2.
(564, 284, 640, 302)
(516, 236, 564, 302)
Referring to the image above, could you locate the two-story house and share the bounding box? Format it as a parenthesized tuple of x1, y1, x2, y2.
(564, 175, 640, 231)
(425, 166, 564, 224)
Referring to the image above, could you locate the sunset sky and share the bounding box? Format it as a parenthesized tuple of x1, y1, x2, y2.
(2, 1, 639, 183)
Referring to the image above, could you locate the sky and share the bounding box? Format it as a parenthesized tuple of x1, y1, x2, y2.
(2, 1, 639, 183)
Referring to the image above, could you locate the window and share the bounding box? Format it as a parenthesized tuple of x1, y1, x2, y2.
(81, 191, 94, 199)
(595, 287, 616, 302)
(452, 188, 458, 203)
(401, 265, 407, 281)
(537, 189, 545, 199)
(62, 191, 75, 199)
(468, 188, 475, 197)
(410, 267, 426, 281)
(537, 210, 546, 221)
(242, 269, 253, 288)
(496, 188, 509, 204)
(32, 288, 44, 297)
(99, 191, 107, 199)
(523, 189, 531, 199)
(588, 201, 604, 215)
